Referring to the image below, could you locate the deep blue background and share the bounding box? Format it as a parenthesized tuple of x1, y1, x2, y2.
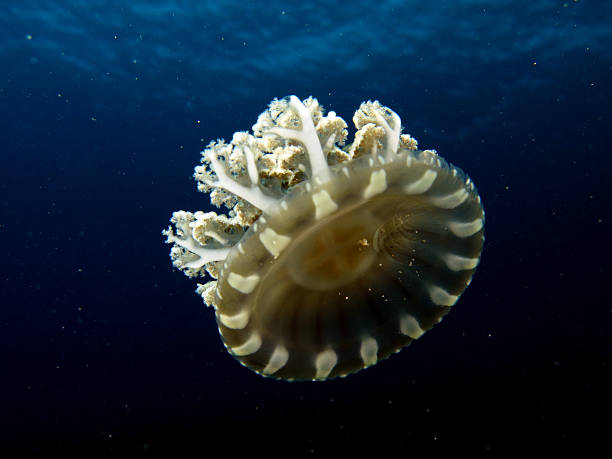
(1, 0, 610, 455)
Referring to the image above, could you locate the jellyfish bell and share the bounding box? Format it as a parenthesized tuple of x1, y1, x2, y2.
(216, 149, 483, 380)
(164, 96, 484, 381)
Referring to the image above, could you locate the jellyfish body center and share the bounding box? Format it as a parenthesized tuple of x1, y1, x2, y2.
(287, 209, 381, 291)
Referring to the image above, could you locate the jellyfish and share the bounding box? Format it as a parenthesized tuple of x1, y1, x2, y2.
(163, 96, 484, 380)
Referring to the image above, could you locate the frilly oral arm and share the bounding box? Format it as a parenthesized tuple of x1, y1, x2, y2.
(204, 145, 277, 212)
(162, 211, 231, 270)
(166, 230, 230, 268)
(195, 281, 218, 308)
(354, 101, 402, 160)
(267, 95, 331, 182)
(375, 108, 401, 160)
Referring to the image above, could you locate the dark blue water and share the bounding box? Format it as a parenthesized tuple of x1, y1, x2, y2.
(1, 0, 609, 455)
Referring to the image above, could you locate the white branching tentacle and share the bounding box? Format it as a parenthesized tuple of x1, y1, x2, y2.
(206, 148, 277, 211)
(323, 133, 337, 153)
(269, 96, 331, 182)
(242, 144, 260, 186)
(203, 230, 228, 245)
(165, 228, 230, 268)
(375, 109, 401, 160)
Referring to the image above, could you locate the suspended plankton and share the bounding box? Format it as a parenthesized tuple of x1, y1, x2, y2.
(163, 96, 484, 380)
